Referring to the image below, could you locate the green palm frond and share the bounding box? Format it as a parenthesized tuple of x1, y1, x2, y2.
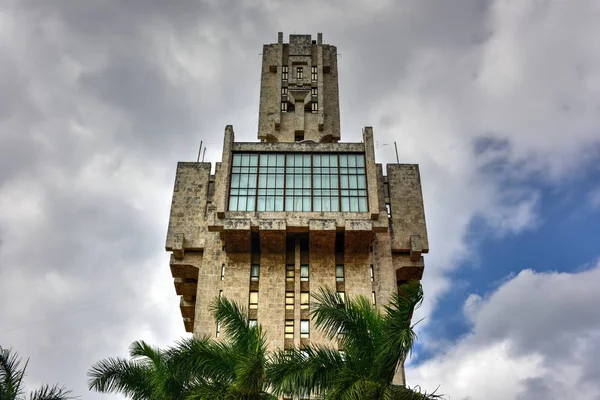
(28, 384, 77, 400)
(87, 356, 154, 400)
(310, 288, 382, 364)
(387, 384, 445, 400)
(210, 296, 253, 350)
(170, 337, 236, 385)
(0, 347, 27, 400)
(373, 282, 423, 382)
(269, 345, 345, 397)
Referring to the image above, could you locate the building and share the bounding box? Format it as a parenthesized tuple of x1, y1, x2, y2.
(165, 32, 429, 385)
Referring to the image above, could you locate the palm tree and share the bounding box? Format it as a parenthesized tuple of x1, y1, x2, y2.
(88, 296, 277, 400)
(268, 282, 444, 399)
(0, 346, 76, 400)
(87, 339, 193, 400)
(171, 296, 277, 400)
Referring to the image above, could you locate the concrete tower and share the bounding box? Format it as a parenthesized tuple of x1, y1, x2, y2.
(165, 32, 429, 387)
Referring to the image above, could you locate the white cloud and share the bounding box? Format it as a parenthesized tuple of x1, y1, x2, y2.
(1, 0, 600, 398)
(407, 264, 600, 400)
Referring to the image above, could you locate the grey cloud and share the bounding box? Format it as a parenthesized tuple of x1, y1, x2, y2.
(2, 1, 600, 399)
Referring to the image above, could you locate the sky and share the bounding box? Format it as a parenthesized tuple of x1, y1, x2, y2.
(1, 0, 600, 399)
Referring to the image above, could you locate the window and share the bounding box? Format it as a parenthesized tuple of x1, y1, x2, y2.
(311, 66, 317, 81)
(300, 292, 310, 309)
(311, 87, 317, 97)
(249, 291, 259, 309)
(219, 290, 222, 299)
(339, 154, 368, 212)
(370, 265, 374, 282)
(286, 264, 295, 282)
(285, 153, 311, 211)
(282, 87, 288, 96)
(311, 102, 318, 113)
(296, 67, 303, 79)
(281, 101, 288, 112)
(386, 203, 392, 219)
(295, 131, 304, 142)
(312, 154, 339, 212)
(300, 320, 310, 338)
(285, 291, 294, 309)
(336, 265, 345, 282)
(228, 153, 368, 212)
(282, 65, 288, 81)
(216, 322, 220, 338)
(285, 320, 294, 339)
(250, 264, 260, 281)
(337, 291, 345, 303)
(221, 264, 226, 280)
(372, 291, 376, 306)
(300, 265, 309, 281)
(249, 319, 257, 328)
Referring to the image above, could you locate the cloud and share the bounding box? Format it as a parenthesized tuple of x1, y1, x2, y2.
(407, 264, 600, 400)
(1, 0, 599, 398)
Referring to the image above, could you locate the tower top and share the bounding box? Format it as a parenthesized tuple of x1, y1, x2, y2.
(258, 33, 340, 143)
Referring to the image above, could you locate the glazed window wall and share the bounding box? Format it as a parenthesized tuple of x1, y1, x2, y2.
(228, 152, 368, 212)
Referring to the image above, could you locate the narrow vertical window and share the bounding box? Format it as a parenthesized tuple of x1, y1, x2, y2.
(337, 291, 346, 303)
(221, 264, 225, 281)
(311, 102, 318, 113)
(300, 264, 309, 281)
(281, 86, 288, 96)
(216, 322, 220, 338)
(369, 264, 374, 282)
(300, 320, 310, 338)
(285, 291, 295, 309)
(249, 319, 258, 328)
(336, 265, 345, 282)
(300, 292, 310, 309)
(249, 291, 259, 309)
(282, 66, 288, 81)
(372, 291, 377, 306)
(219, 290, 222, 299)
(285, 320, 294, 338)
(296, 67, 303, 79)
(386, 203, 392, 219)
(311, 87, 317, 97)
(281, 101, 288, 112)
(286, 264, 295, 282)
(311, 66, 318, 81)
(250, 264, 260, 281)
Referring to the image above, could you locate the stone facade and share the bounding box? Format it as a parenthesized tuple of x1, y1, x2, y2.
(165, 33, 429, 389)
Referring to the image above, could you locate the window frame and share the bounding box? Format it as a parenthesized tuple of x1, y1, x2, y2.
(286, 264, 295, 282)
(228, 152, 369, 213)
(336, 265, 345, 282)
(296, 66, 303, 79)
(311, 66, 318, 81)
(249, 291, 259, 309)
(285, 291, 295, 309)
(300, 264, 309, 282)
(250, 264, 260, 281)
(282, 66, 288, 81)
(285, 319, 294, 339)
(300, 292, 310, 309)
(300, 320, 310, 338)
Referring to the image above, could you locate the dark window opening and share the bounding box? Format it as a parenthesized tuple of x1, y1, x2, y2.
(295, 131, 304, 142)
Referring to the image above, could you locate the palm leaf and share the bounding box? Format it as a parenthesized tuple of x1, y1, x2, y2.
(28, 384, 77, 400)
(0, 347, 27, 400)
(87, 357, 153, 400)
